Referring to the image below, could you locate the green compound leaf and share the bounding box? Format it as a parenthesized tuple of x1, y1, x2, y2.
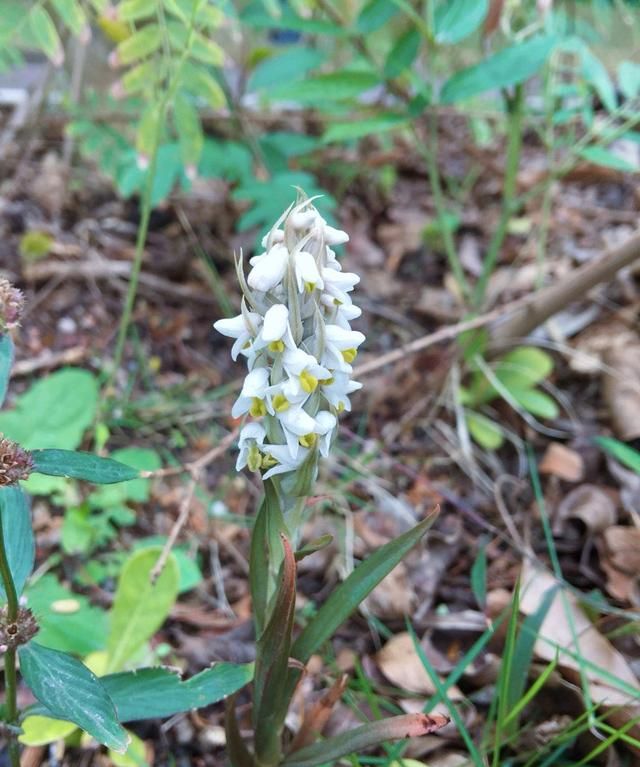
(18, 642, 129, 753)
(0, 485, 34, 600)
(106, 548, 179, 673)
(441, 35, 556, 103)
(101, 663, 254, 722)
(0, 333, 13, 407)
(31, 449, 139, 484)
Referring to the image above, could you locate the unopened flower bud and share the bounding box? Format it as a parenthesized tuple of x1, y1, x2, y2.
(0, 280, 24, 332)
(0, 436, 33, 486)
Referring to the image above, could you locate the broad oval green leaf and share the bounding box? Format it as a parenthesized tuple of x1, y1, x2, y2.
(0, 486, 34, 599)
(106, 548, 179, 673)
(19, 715, 77, 746)
(356, 0, 398, 33)
(101, 663, 254, 722)
(0, 334, 13, 407)
(466, 411, 504, 450)
(0, 368, 98, 450)
(434, 0, 488, 45)
(31, 449, 139, 484)
(18, 642, 129, 752)
(495, 346, 554, 390)
(510, 388, 559, 419)
(441, 35, 556, 104)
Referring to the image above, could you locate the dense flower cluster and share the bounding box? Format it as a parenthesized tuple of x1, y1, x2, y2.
(0, 279, 24, 332)
(214, 196, 364, 483)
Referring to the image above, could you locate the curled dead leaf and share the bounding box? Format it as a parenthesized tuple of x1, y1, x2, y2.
(554, 484, 617, 535)
(602, 341, 640, 441)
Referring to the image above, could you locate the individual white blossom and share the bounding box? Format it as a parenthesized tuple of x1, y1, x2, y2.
(214, 193, 364, 484)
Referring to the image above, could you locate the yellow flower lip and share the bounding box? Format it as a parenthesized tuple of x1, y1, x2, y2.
(268, 340, 285, 353)
(272, 393, 290, 412)
(300, 370, 319, 393)
(249, 398, 267, 417)
(341, 348, 357, 364)
(299, 433, 317, 448)
(247, 445, 262, 472)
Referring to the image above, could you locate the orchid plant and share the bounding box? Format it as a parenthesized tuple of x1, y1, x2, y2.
(215, 192, 445, 767)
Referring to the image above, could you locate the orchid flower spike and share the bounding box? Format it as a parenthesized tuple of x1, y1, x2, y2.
(214, 192, 364, 489)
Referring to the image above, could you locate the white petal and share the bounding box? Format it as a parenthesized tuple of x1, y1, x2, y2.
(283, 348, 316, 376)
(295, 251, 323, 292)
(290, 209, 317, 229)
(241, 367, 270, 397)
(280, 407, 316, 436)
(247, 244, 289, 291)
(262, 304, 289, 342)
(325, 325, 366, 350)
(323, 224, 349, 245)
(239, 422, 266, 446)
(315, 411, 337, 435)
(213, 314, 247, 339)
(261, 229, 285, 248)
(231, 394, 252, 419)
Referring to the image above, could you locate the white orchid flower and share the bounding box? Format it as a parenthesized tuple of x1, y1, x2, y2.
(254, 303, 296, 354)
(231, 367, 272, 419)
(248, 243, 289, 292)
(261, 443, 310, 480)
(321, 269, 360, 306)
(294, 251, 324, 293)
(213, 311, 262, 361)
(322, 324, 366, 372)
(321, 372, 363, 413)
(282, 348, 331, 399)
(236, 422, 267, 472)
(215, 193, 363, 484)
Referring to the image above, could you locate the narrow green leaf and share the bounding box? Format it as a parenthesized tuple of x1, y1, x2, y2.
(291, 509, 438, 665)
(434, 0, 488, 44)
(595, 436, 640, 474)
(0, 486, 34, 600)
(618, 60, 640, 101)
(470, 543, 487, 608)
(441, 35, 556, 103)
(0, 334, 13, 407)
(356, 0, 398, 33)
(254, 536, 296, 764)
(384, 27, 421, 78)
(578, 43, 616, 113)
(100, 663, 254, 722)
(225, 695, 257, 767)
(271, 71, 380, 103)
(249, 480, 287, 636)
(181, 62, 226, 108)
(106, 548, 180, 672)
(283, 713, 448, 767)
(295, 534, 333, 562)
(29, 7, 63, 65)
(31, 449, 139, 484)
(51, 0, 86, 35)
(19, 642, 129, 752)
(578, 146, 637, 172)
(323, 115, 408, 143)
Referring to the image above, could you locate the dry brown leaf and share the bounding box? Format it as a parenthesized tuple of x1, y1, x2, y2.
(554, 484, 616, 535)
(376, 633, 463, 698)
(540, 443, 585, 483)
(602, 340, 640, 440)
(520, 560, 640, 709)
(602, 527, 640, 574)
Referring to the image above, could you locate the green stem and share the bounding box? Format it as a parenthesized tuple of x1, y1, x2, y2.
(473, 84, 525, 309)
(414, 117, 472, 303)
(0, 510, 20, 767)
